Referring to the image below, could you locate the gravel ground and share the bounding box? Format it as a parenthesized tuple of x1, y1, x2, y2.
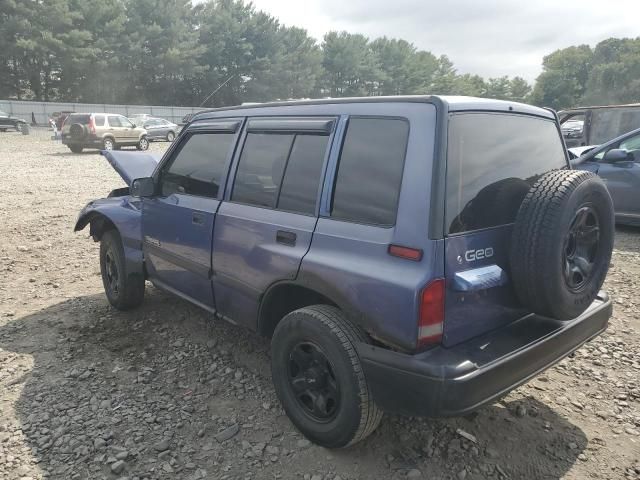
(0, 131, 638, 480)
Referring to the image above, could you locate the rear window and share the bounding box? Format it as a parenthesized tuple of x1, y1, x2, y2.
(446, 113, 567, 235)
(66, 114, 90, 125)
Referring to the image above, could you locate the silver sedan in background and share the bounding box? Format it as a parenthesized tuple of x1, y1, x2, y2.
(140, 117, 179, 142)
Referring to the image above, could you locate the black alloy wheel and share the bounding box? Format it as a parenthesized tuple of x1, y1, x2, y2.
(287, 342, 340, 422)
(563, 205, 600, 291)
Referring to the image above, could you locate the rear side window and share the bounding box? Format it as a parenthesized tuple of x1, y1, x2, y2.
(232, 133, 329, 214)
(108, 116, 123, 127)
(446, 113, 567, 235)
(331, 118, 409, 226)
(67, 114, 90, 125)
(94, 115, 105, 126)
(161, 133, 235, 198)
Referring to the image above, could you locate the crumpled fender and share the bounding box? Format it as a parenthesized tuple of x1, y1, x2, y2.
(74, 196, 145, 277)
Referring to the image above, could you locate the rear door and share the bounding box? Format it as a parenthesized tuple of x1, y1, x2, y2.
(107, 115, 127, 142)
(142, 120, 241, 308)
(211, 117, 335, 326)
(443, 112, 569, 346)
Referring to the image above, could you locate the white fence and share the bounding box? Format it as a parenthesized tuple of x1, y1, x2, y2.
(0, 100, 204, 125)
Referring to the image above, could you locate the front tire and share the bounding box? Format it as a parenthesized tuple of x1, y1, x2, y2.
(271, 305, 382, 448)
(100, 230, 145, 310)
(166, 131, 175, 142)
(137, 136, 149, 151)
(69, 145, 83, 153)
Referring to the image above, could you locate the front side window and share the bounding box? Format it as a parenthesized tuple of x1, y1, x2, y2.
(331, 117, 409, 226)
(161, 133, 235, 198)
(446, 113, 567, 234)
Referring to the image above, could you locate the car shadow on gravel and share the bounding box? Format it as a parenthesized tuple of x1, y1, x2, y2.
(0, 289, 588, 479)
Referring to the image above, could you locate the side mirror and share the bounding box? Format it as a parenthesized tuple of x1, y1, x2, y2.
(131, 177, 155, 198)
(603, 148, 631, 163)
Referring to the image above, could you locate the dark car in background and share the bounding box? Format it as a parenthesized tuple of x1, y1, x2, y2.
(0, 110, 27, 132)
(559, 103, 640, 148)
(142, 117, 179, 142)
(572, 126, 640, 226)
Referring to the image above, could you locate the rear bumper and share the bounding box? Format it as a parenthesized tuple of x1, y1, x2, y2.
(357, 293, 611, 417)
(62, 135, 101, 147)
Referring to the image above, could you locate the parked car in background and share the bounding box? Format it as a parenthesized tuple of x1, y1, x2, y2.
(572, 126, 640, 226)
(129, 114, 153, 125)
(559, 103, 640, 148)
(75, 96, 614, 448)
(62, 113, 149, 153)
(142, 117, 179, 142)
(181, 112, 196, 125)
(0, 110, 27, 132)
(51, 110, 75, 131)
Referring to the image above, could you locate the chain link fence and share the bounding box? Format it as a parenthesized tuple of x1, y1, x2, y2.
(0, 100, 204, 126)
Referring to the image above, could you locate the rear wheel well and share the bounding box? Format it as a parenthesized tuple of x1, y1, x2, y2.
(258, 284, 337, 337)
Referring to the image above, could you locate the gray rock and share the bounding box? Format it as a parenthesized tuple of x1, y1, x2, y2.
(407, 469, 423, 479)
(215, 424, 239, 443)
(115, 450, 128, 460)
(154, 439, 171, 452)
(297, 439, 312, 449)
(110, 460, 126, 474)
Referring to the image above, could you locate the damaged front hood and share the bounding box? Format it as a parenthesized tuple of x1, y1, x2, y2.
(101, 150, 161, 186)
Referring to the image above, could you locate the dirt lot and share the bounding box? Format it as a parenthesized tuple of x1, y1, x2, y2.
(0, 131, 638, 480)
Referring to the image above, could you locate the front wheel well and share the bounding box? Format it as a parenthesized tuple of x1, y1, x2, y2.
(258, 284, 337, 337)
(76, 212, 117, 242)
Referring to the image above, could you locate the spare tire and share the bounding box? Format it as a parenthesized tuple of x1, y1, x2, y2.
(69, 123, 87, 139)
(510, 170, 614, 320)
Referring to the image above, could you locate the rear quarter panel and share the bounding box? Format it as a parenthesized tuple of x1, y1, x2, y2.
(300, 102, 443, 352)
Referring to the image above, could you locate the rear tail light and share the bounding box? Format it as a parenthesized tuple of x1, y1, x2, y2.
(89, 117, 96, 134)
(418, 279, 445, 347)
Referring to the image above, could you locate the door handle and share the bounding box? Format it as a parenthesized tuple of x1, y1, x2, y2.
(192, 212, 205, 226)
(276, 230, 296, 246)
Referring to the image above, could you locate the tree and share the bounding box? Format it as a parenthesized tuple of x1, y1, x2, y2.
(530, 45, 593, 109)
(122, 0, 205, 105)
(509, 76, 532, 103)
(322, 31, 382, 97)
(429, 55, 458, 94)
(455, 74, 487, 97)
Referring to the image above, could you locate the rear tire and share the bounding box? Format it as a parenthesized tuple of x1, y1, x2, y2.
(99, 230, 145, 310)
(69, 145, 83, 153)
(102, 137, 115, 151)
(510, 170, 614, 319)
(166, 131, 175, 142)
(271, 305, 382, 448)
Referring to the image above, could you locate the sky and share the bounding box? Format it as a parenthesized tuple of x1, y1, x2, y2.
(248, 0, 640, 82)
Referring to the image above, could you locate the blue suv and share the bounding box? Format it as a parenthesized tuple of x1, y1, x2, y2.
(76, 96, 615, 448)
